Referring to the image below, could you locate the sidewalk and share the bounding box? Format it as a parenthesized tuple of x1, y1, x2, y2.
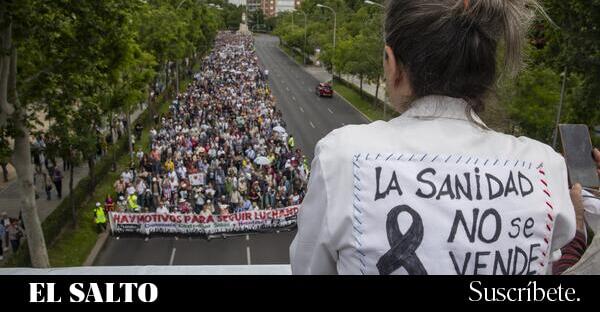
(339, 73, 387, 102)
(0, 108, 145, 222)
(305, 52, 387, 102)
(304, 65, 332, 84)
(0, 164, 16, 192)
(304, 64, 388, 104)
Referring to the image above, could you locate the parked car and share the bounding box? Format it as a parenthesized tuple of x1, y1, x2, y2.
(315, 82, 333, 97)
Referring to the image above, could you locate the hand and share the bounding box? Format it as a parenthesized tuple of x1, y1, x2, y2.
(589, 147, 600, 196)
(594, 148, 600, 179)
(570, 183, 585, 232)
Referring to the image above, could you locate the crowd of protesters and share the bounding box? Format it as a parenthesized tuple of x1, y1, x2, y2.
(0, 212, 24, 261)
(27, 110, 138, 203)
(108, 32, 309, 218)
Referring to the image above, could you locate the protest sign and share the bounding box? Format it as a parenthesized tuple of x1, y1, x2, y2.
(189, 173, 204, 186)
(351, 153, 553, 275)
(109, 206, 298, 235)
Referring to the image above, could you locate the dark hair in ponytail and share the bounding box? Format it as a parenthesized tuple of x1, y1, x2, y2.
(385, 0, 543, 112)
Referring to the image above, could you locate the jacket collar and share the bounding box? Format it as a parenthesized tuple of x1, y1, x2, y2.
(391, 95, 489, 128)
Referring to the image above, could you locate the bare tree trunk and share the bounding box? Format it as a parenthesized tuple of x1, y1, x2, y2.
(87, 156, 95, 192)
(110, 113, 116, 171)
(176, 60, 180, 93)
(0, 9, 13, 127)
(147, 86, 154, 126)
(13, 118, 50, 267)
(4, 21, 50, 267)
(359, 76, 363, 97)
(127, 110, 133, 165)
(165, 63, 169, 95)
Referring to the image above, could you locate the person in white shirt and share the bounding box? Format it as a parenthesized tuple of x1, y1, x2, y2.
(136, 149, 144, 163)
(200, 203, 213, 218)
(291, 0, 578, 275)
(135, 179, 146, 196)
(126, 185, 136, 198)
(156, 204, 170, 214)
(176, 165, 187, 180)
(121, 170, 133, 184)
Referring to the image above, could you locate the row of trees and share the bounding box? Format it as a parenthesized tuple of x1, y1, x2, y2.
(274, 0, 384, 101)
(273, 0, 599, 144)
(0, 0, 227, 267)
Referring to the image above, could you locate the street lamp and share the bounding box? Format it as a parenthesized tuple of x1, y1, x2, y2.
(552, 67, 568, 149)
(177, 0, 192, 9)
(365, 0, 388, 120)
(294, 10, 308, 65)
(317, 4, 336, 87)
(364, 0, 384, 8)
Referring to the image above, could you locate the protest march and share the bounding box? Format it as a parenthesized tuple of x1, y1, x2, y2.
(108, 32, 308, 235)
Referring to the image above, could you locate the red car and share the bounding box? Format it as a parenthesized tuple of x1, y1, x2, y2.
(315, 82, 333, 97)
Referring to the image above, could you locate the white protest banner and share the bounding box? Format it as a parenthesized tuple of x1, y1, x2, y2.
(109, 206, 298, 235)
(351, 153, 554, 275)
(189, 173, 204, 186)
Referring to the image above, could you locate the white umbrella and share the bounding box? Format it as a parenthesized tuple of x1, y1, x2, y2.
(254, 156, 271, 166)
(273, 126, 286, 133)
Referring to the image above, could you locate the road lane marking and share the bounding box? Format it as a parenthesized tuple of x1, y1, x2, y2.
(246, 235, 250, 241)
(310, 121, 316, 129)
(292, 96, 296, 101)
(299, 106, 304, 113)
(169, 248, 176, 266)
(246, 246, 252, 265)
(328, 108, 334, 114)
(286, 87, 289, 91)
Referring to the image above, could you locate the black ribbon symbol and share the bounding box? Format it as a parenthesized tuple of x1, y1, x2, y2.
(376, 205, 428, 275)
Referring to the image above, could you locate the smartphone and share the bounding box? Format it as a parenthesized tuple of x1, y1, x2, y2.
(559, 124, 600, 189)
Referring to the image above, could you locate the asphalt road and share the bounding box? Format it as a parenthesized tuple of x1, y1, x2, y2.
(254, 34, 368, 160)
(94, 34, 367, 266)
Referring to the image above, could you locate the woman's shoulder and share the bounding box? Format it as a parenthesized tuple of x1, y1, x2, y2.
(316, 121, 567, 171)
(488, 130, 566, 167)
(316, 121, 390, 151)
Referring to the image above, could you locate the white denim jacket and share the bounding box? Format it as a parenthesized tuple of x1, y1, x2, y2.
(290, 95, 576, 275)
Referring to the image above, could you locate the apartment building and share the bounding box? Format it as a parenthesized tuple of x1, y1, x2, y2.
(246, 0, 302, 17)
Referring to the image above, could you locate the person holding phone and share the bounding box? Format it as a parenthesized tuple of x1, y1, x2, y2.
(553, 148, 600, 274)
(594, 148, 600, 182)
(291, 0, 577, 275)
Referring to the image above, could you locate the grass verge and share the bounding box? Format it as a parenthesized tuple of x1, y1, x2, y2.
(280, 44, 307, 67)
(333, 80, 399, 122)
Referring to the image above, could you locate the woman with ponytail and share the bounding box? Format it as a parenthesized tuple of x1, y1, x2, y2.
(291, 0, 580, 275)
